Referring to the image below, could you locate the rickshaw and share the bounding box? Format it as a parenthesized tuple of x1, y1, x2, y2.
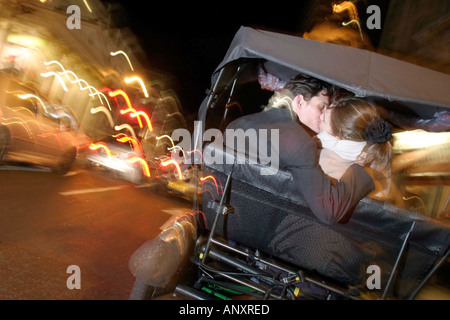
(128, 27, 450, 300)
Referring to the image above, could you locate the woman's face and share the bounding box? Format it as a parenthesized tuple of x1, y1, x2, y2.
(319, 107, 334, 135)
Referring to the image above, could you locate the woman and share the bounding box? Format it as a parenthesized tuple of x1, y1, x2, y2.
(317, 97, 393, 199)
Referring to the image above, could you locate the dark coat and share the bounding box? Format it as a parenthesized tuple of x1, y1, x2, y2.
(225, 107, 374, 224)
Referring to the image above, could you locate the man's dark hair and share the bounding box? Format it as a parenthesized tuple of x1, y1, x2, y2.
(284, 74, 336, 101)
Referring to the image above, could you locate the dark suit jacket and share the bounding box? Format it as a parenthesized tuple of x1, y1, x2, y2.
(225, 107, 374, 224)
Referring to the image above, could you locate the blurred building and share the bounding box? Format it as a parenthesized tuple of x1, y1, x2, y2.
(378, 0, 450, 74)
(298, 0, 449, 74)
(298, 0, 391, 50)
(0, 0, 171, 139)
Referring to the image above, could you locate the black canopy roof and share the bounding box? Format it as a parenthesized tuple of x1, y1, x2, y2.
(212, 26, 450, 112)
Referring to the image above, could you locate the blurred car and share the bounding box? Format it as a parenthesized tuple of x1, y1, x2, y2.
(0, 72, 91, 174)
(85, 135, 146, 184)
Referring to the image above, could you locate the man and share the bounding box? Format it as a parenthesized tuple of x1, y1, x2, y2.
(226, 74, 374, 224)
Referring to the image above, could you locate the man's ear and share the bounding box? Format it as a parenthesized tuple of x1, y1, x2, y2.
(293, 94, 305, 112)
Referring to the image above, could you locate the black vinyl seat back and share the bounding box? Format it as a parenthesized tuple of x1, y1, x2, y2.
(200, 142, 450, 298)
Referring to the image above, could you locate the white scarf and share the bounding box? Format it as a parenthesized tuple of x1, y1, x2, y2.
(317, 131, 366, 161)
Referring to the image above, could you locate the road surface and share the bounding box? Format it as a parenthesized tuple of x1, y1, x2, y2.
(0, 160, 192, 300)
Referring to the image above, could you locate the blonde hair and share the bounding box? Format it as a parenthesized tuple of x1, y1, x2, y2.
(264, 90, 297, 118)
(264, 73, 336, 119)
(330, 97, 393, 178)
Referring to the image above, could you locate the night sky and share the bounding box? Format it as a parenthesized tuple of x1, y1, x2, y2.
(103, 1, 388, 116)
(104, 1, 311, 115)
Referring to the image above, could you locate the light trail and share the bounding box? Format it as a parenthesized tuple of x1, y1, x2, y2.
(156, 135, 175, 148)
(127, 157, 151, 177)
(109, 89, 143, 127)
(116, 135, 144, 157)
(125, 76, 149, 98)
(110, 50, 134, 71)
(40, 72, 68, 92)
(17, 94, 49, 112)
(90, 106, 115, 127)
(114, 124, 137, 139)
(89, 143, 112, 158)
(130, 111, 153, 131)
(160, 159, 183, 180)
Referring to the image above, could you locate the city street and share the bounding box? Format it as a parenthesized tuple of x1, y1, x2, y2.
(0, 159, 192, 300)
(0, 0, 448, 303)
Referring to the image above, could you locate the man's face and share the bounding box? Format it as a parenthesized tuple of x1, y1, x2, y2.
(296, 91, 330, 133)
(319, 107, 334, 134)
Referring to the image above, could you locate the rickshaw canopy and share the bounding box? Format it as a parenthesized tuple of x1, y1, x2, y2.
(210, 26, 450, 115)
